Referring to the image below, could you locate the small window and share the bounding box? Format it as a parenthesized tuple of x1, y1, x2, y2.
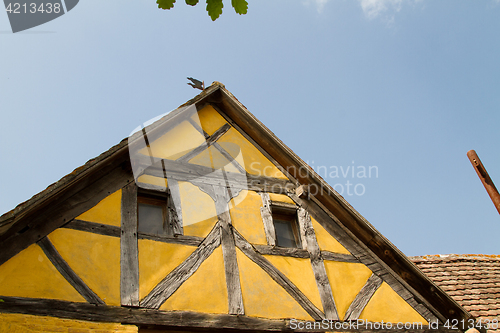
(272, 209, 301, 249)
(138, 195, 169, 236)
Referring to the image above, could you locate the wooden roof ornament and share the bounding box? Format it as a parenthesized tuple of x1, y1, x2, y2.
(0, 82, 485, 332)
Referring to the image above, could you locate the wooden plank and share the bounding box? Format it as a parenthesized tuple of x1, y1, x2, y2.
(140, 223, 221, 309)
(259, 193, 276, 246)
(140, 157, 294, 194)
(120, 182, 139, 307)
(233, 229, 325, 321)
(254, 245, 310, 258)
(297, 208, 338, 320)
(138, 233, 203, 246)
(37, 237, 104, 305)
(177, 123, 231, 163)
(63, 219, 121, 238)
(213, 185, 244, 315)
(167, 180, 183, 235)
(344, 273, 383, 321)
(321, 251, 360, 263)
(0, 296, 468, 332)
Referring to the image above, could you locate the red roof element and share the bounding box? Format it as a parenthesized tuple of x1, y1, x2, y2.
(411, 254, 500, 333)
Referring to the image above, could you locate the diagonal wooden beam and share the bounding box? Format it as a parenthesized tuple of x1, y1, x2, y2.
(177, 123, 231, 163)
(344, 273, 383, 321)
(297, 208, 339, 320)
(140, 222, 222, 309)
(233, 229, 325, 321)
(37, 237, 104, 305)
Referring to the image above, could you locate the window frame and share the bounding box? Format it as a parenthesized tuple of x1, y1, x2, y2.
(137, 190, 172, 236)
(270, 202, 302, 249)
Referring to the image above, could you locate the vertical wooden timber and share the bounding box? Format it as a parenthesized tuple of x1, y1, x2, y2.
(213, 185, 244, 315)
(259, 193, 276, 246)
(121, 182, 139, 307)
(167, 179, 183, 235)
(297, 208, 339, 320)
(344, 273, 383, 321)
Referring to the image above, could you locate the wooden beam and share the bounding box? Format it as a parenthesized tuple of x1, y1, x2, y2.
(37, 237, 104, 305)
(344, 274, 383, 321)
(254, 245, 310, 259)
(140, 223, 221, 309)
(121, 182, 139, 307)
(63, 219, 121, 238)
(321, 251, 360, 263)
(297, 208, 338, 320)
(233, 229, 325, 321)
(177, 123, 231, 163)
(140, 157, 294, 194)
(213, 186, 244, 315)
(167, 179, 183, 235)
(259, 193, 276, 246)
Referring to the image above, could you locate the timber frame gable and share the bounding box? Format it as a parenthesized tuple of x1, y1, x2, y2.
(0, 82, 479, 332)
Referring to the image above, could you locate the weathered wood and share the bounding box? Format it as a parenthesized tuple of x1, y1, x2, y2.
(288, 192, 441, 323)
(254, 245, 310, 259)
(321, 251, 360, 263)
(140, 157, 294, 194)
(167, 180, 183, 235)
(37, 237, 104, 305)
(295, 184, 309, 198)
(233, 229, 324, 321)
(259, 193, 276, 246)
(0, 155, 133, 267)
(138, 233, 203, 246)
(297, 208, 338, 320)
(270, 200, 297, 212)
(140, 223, 221, 309)
(0, 296, 467, 332)
(344, 274, 383, 321)
(177, 123, 231, 163)
(213, 185, 244, 315)
(63, 219, 121, 238)
(120, 182, 139, 307)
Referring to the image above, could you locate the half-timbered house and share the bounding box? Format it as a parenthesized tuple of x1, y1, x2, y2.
(0, 82, 481, 332)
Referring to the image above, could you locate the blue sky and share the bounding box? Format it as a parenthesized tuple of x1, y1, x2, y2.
(1, 0, 499, 256)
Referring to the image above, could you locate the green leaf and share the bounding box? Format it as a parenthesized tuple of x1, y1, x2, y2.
(185, 0, 199, 5)
(206, 0, 223, 21)
(231, 0, 247, 15)
(157, 0, 176, 10)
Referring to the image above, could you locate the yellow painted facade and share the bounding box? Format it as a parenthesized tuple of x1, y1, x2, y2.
(0, 313, 138, 333)
(0, 102, 435, 330)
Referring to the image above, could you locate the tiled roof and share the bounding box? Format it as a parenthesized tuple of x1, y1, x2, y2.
(411, 254, 500, 333)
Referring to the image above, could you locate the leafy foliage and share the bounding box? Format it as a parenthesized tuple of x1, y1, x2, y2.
(156, 0, 247, 20)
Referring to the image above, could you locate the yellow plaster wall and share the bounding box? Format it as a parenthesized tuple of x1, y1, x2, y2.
(138, 240, 196, 300)
(76, 190, 121, 227)
(0, 244, 84, 302)
(48, 229, 121, 306)
(359, 282, 428, 324)
(236, 249, 312, 320)
(140, 120, 206, 160)
(0, 313, 138, 333)
(324, 261, 373, 320)
(194, 104, 227, 136)
(178, 181, 218, 237)
(264, 255, 322, 311)
(229, 190, 267, 245)
(160, 247, 228, 314)
(218, 128, 288, 180)
(311, 217, 351, 254)
(189, 146, 241, 174)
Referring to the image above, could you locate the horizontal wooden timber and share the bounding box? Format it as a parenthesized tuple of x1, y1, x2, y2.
(321, 251, 360, 263)
(254, 245, 310, 258)
(139, 157, 295, 194)
(0, 296, 466, 333)
(63, 219, 203, 246)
